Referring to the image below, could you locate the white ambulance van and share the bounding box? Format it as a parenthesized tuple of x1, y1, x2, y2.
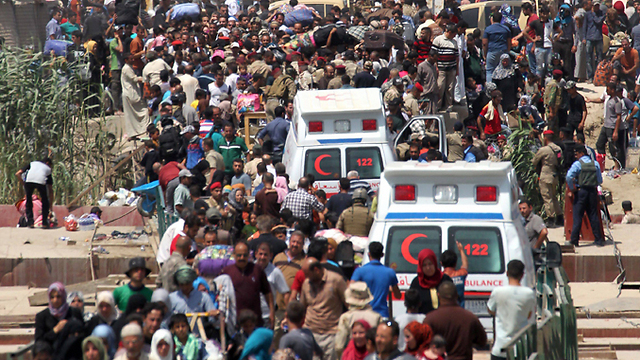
(369, 161, 535, 330)
(282, 88, 447, 196)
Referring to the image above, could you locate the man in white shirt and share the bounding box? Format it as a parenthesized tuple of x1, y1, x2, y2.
(176, 64, 200, 106)
(487, 260, 536, 359)
(208, 69, 230, 107)
(16, 158, 53, 228)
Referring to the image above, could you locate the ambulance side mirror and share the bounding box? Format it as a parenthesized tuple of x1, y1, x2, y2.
(532, 241, 563, 268)
(545, 241, 563, 268)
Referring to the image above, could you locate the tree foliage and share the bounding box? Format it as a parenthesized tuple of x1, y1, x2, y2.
(509, 127, 545, 215)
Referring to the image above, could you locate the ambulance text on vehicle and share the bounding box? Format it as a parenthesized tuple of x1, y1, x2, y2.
(369, 161, 535, 331)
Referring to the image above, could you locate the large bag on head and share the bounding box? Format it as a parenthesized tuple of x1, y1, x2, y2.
(593, 59, 612, 87)
(44, 40, 72, 56)
(284, 8, 314, 27)
(170, 3, 201, 21)
(114, 0, 140, 25)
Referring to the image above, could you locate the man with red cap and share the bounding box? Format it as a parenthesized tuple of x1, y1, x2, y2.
(544, 69, 565, 136)
(533, 129, 564, 227)
(496, 134, 513, 161)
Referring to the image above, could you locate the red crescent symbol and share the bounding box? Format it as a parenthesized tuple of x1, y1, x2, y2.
(314, 154, 332, 176)
(401, 233, 427, 265)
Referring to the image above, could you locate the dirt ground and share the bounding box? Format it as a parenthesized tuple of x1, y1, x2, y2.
(578, 82, 640, 215)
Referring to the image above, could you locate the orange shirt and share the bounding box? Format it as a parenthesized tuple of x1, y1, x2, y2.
(130, 36, 145, 71)
(615, 48, 639, 72)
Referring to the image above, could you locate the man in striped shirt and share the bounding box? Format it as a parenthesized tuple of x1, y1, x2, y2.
(433, 24, 459, 111)
(347, 170, 374, 204)
(412, 26, 432, 64)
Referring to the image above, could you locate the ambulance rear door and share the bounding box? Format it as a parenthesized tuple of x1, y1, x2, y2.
(383, 221, 509, 334)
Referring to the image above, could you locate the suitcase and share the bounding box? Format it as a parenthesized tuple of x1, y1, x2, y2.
(363, 30, 405, 50)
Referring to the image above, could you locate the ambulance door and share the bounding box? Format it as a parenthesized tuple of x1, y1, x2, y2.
(345, 146, 384, 193)
(304, 148, 342, 197)
(382, 223, 444, 318)
(393, 115, 448, 155)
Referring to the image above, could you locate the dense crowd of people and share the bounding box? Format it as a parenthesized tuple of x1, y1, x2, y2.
(27, 0, 640, 358)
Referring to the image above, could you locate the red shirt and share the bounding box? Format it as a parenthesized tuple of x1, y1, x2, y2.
(479, 104, 502, 136)
(222, 262, 271, 325)
(158, 161, 181, 191)
(413, 39, 433, 63)
(291, 269, 306, 292)
(169, 232, 185, 255)
(526, 14, 539, 43)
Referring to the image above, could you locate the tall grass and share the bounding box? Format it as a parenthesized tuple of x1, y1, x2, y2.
(0, 49, 114, 205)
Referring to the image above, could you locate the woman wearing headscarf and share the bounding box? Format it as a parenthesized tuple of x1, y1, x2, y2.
(228, 188, 248, 232)
(193, 276, 218, 305)
(341, 320, 371, 360)
(91, 324, 117, 359)
(409, 249, 452, 314)
(82, 336, 109, 360)
(240, 327, 274, 360)
(150, 329, 174, 360)
(67, 291, 91, 322)
(491, 54, 523, 112)
(35, 282, 84, 347)
(85, 291, 119, 335)
(274, 176, 289, 204)
(403, 321, 433, 357)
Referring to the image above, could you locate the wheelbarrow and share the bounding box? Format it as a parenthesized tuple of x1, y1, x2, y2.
(131, 180, 162, 218)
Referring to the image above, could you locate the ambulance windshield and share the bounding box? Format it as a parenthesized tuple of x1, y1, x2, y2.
(304, 149, 341, 181)
(346, 147, 383, 179)
(447, 227, 505, 274)
(385, 226, 442, 274)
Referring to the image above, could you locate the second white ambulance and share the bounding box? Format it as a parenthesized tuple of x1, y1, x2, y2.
(369, 161, 535, 330)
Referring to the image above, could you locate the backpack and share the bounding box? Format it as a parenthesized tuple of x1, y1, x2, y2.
(335, 240, 355, 278)
(158, 127, 181, 161)
(593, 59, 613, 87)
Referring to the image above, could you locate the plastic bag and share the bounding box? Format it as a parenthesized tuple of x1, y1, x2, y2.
(64, 214, 78, 231)
(78, 214, 96, 231)
(237, 94, 260, 113)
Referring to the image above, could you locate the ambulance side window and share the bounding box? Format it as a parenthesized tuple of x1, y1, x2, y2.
(304, 149, 341, 181)
(346, 147, 383, 179)
(385, 226, 442, 274)
(448, 227, 505, 274)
